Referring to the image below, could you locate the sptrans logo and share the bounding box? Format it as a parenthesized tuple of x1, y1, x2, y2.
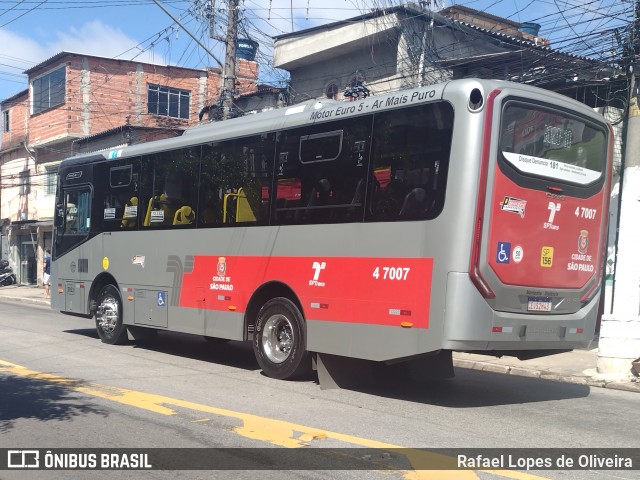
(544, 202, 561, 230)
(309, 261, 326, 287)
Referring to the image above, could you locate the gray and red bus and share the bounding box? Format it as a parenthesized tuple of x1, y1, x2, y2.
(51, 79, 613, 384)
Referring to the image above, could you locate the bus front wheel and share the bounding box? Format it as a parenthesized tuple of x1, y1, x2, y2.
(253, 297, 310, 380)
(95, 284, 126, 345)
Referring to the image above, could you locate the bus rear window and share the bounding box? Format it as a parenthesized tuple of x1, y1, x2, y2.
(499, 103, 606, 186)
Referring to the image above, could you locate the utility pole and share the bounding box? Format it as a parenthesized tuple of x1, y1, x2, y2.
(152, 0, 223, 69)
(221, 0, 239, 120)
(597, 0, 640, 379)
(155, 0, 239, 120)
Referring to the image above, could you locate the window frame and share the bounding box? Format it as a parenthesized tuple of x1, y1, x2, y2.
(19, 170, 30, 196)
(62, 186, 92, 236)
(299, 130, 344, 164)
(364, 101, 454, 223)
(31, 66, 66, 115)
(45, 166, 58, 196)
(147, 83, 191, 120)
(2, 110, 9, 132)
(497, 98, 608, 199)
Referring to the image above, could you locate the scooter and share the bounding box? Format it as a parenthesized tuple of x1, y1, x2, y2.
(0, 260, 16, 286)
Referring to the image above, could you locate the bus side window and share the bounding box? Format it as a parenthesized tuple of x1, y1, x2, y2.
(199, 134, 274, 228)
(64, 188, 91, 234)
(367, 102, 453, 222)
(274, 115, 372, 225)
(92, 160, 140, 231)
(142, 148, 200, 229)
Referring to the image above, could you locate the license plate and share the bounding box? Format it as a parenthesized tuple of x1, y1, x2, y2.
(527, 297, 552, 312)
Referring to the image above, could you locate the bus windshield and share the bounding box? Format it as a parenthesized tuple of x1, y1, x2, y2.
(499, 102, 606, 186)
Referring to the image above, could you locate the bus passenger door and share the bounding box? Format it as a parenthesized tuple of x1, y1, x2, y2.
(54, 182, 92, 315)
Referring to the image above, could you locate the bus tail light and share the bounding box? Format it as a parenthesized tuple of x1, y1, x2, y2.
(492, 326, 513, 333)
(580, 125, 614, 304)
(468, 89, 501, 299)
(470, 217, 495, 298)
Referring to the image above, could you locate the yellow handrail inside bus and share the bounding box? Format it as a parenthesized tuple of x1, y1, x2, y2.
(143, 194, 169, 226)
(223, 188, 256, 223)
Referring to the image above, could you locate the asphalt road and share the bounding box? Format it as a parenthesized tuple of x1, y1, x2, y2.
(0, 300, 638, 480)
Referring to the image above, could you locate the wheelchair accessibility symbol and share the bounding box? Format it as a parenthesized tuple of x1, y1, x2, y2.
(496, 242, 511, 264)
(157, 291, 166, 307)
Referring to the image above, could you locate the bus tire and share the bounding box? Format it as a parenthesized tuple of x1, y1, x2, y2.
(95, 284, 126, 345)
(253, 297, 310, 380)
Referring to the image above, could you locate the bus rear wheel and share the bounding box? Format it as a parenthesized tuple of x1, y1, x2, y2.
(95, 284, 126, 345)
(253, 297, 310, 380)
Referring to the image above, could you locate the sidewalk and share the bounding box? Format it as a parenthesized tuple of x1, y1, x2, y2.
(0, 284, 638, 393)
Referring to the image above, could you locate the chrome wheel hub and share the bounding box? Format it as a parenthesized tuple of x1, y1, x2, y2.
(261, 314, 294, 363)
(97, 296, 119, 333)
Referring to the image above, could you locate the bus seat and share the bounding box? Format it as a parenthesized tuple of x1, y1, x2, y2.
(120, 196, 138, 228)
(173, 206, 195, 225)
(235, 188, 256, 222)
(399, 188, 427, 217)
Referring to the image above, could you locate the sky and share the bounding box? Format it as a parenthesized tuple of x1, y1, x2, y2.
(0, 0, 631, 102)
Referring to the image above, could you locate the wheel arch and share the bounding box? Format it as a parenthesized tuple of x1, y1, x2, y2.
(89, 272, 119, 315)
(244, 281, 305, 341)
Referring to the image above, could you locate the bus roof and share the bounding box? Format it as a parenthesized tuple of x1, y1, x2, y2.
(60, 78, 606, 168)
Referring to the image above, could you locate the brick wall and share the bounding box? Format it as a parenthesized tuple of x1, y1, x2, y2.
(1, 91, 29, 152)
(22, 53, 258, 151)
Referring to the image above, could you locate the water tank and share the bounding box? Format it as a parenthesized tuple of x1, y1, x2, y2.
(236, 39, 258, 61)
(519, 22, 541, 36)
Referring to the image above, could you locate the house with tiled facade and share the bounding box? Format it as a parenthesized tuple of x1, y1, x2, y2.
(0, 51, 258, 285)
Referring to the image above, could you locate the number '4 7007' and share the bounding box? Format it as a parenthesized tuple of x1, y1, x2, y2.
(372, 267, 410, 280)
(574, 207, 597, 219)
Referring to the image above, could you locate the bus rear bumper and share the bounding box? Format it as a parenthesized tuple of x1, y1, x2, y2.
(442, 272, 598, 352)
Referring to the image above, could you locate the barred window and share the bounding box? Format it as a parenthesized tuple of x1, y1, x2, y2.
(147, 84, 190, 119)
(19, 170, 30, 196)
(32, 67, 65, 114)
(45, 166, 58, 195)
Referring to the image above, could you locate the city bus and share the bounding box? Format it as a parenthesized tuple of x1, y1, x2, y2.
(51, 78, 613, 387)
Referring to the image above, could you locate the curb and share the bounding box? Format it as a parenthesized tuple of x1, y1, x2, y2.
(453, 359, 640, 393)
(0, 295, 50, 307)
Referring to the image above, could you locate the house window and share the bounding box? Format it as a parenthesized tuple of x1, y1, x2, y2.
(19, 170, 30, 196)
(147, 84, 190, 119)
(2, 110, 8, 132)
(32, 67, 66, 114)
(45, 166, 58, 195)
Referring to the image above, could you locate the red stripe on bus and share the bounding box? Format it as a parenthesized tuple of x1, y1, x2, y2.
(469, 88, 501, 299)
(178, 256, 433, 328)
